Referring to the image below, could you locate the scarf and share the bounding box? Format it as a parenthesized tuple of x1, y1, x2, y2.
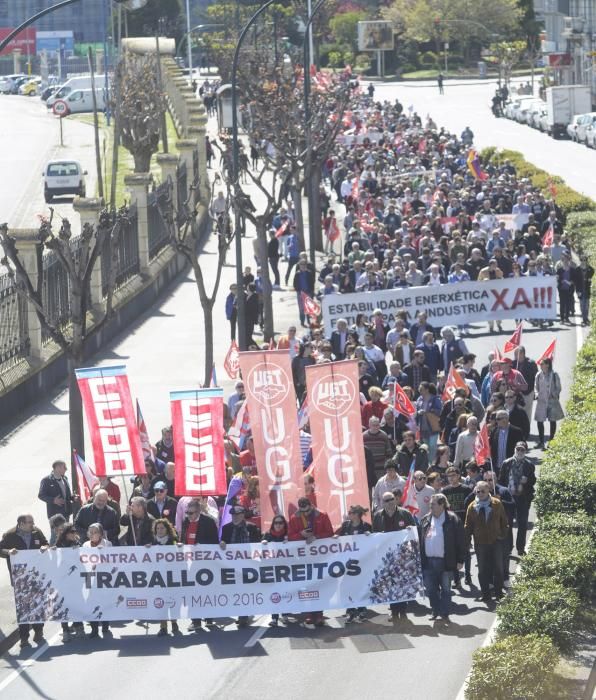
(474, 497, 491, 516)
(155, 535, 169, 545)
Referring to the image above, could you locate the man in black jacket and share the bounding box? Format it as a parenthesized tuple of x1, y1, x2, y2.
(0, 515, 48, 649)
(74, 489, 120, 544)
(120, 497, 154, 545)
(147, 481, 178, 527)
(498, 443, 536, 555)
(489, 411, 524, 473)
(419, 494, 466, 623)
(38, 460, 75, 534)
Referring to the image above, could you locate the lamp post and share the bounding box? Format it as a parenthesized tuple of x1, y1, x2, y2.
(231, 0, 277, 350)
(303, 0, 326, 265)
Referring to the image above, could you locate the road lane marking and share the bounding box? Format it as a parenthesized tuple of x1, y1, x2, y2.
(244, 615, 268, 647)
(0, 628, 61, 693)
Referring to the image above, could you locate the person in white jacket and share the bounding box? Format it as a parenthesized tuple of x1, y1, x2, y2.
(372, 464, 405, 512)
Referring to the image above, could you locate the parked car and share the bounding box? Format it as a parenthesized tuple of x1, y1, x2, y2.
(504, 97, 535, 121)
(584, 123, 596, 148)
(574, 112, 596, 143)
(52, 88, 107, 115)
(43, 160, 87, 202)
(517, 99, 542, 124)
(538, 109, 550, 133)
(19, 77, 41, 96)
(528, 103, 546, 128)
(0, 74, 27, 94)
(567, 114, 584, 141)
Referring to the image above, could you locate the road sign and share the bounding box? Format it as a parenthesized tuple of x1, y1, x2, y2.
(52, 99, 69, 117)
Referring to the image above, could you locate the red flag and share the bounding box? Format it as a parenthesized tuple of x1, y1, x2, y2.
(542, 224, 554, 247)
(136, 399, 152, 461)
(351, 177, 359, 200)
(503, 323, 523, 354)
(494, 345, 504, 362)
(275, 219, 289, 239)
(223, 340, 240, 379)
(73, 450, 99, 503)
(306, 360, 371, 527)
(229, 401, 251, 439)
(239, 350, 304, 529)
(170, 388, 227, 496)
(474, 423, 490, 466)
(442, 363, 469, 401)
(300, 291, 321, 318)
(536, 339, 556, 365)
(400, 459, 419, 516)
(392, 382, 416, 417)
(75, 365, 146, 477)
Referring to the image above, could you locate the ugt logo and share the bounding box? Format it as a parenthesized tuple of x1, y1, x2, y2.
(247, 363, 289, 407)
(312, 374, 355, 417)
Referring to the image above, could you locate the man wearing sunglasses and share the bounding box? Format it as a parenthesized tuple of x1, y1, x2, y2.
(464, 481, 509, 603)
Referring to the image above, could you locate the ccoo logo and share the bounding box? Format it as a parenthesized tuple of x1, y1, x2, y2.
(246, 362, 289, 407)
(311, 374, 355, 417)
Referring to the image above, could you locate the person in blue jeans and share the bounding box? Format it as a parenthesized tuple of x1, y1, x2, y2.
(284, 229, 301, 285)
(419, 493, 466, 624)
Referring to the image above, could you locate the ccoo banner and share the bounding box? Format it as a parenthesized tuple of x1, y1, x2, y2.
(75, 365, 145, 477)
(11, 530, 423, 623)
(321, 277, 558, 335)
(306, 360, 371, 528)
(239, 350, 304, 531)
(170, 388, 227, 497)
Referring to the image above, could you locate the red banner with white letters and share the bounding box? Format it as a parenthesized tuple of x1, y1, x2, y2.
(170, 388, 226, 497)
(75, 365, 145, 477)
(305, 360, 371, 528)
(239, 350, 303, 530)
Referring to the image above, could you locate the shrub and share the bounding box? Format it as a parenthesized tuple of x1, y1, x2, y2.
(496, 578, 580, 651)
(465, 634, 559, 699)
(540, 510, 596, 540)
(519, 530, 596, 599)
(327, 51, 344, 69)
(419, 51, 439, 68)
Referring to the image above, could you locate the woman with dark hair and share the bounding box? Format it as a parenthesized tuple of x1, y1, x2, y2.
(82, 523, 112, 638)
(151, 518, 180, 636)
(55, 526, 85, 642)
(292, 342, 315, 400)
(351, 313, 371, 344)
(534, 357, 564, 449)
(336, 505, 372, 623)
(262, 516, 289, 627)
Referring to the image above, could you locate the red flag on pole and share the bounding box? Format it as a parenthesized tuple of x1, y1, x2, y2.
(401, 459, 420, 516)
(300, 291, 321, 318)
(503, 322, 523, 354)
(223, 340, 240, 379)
(442, 363, 469, 401)
(542, 224, 554, 247)
(392, 382, 416, 417)
(474, 423, 491, 466)
(536, 339, 556, 365)
(73, 450, 99, 503)
(275, 219, 289, 239)
(136, 399, 152, 461)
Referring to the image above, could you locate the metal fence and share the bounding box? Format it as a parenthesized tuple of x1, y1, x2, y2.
(176, 161, 188, 223)
(101, 204, 140, 296)
(147, 181, 172, 260)
(41, 250, 71, 344)
(0, 272, 30, 372)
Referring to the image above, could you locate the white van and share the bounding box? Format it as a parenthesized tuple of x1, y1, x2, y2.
(46, 75, 106, 107)
(52, 88, 107, 115)
(43, 160, 87, 202)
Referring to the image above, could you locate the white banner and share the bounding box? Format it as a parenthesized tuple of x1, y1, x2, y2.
(322, 277, 558, 335)
(11, 531, 423, 623)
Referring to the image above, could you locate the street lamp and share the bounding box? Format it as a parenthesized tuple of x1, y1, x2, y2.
(231, 0, 277, 350)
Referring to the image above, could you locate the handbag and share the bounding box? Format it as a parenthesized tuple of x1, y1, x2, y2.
(426, 411, 441, 433)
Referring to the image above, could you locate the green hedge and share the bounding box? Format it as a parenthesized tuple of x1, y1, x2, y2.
(540, 510, 596, 539)
(466, 634, 560, 700)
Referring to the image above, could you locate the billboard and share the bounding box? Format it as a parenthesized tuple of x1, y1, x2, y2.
(0, 28, 36, 57)
(357, 21, 394, 52)
(36, 31, 75, 53)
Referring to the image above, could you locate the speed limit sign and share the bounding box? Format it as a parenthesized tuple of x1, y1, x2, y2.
(52, 99, 69, 116)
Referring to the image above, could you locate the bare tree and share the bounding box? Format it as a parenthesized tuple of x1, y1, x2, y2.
(114, 53, 166, 173)
(0, 208, 129, 488)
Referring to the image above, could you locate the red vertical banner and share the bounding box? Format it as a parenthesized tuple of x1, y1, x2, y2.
(239, 350, 303, 530)
(75, 365, 146, 477)
(170, 389, 226, 497)
(305, 360, 371, 528)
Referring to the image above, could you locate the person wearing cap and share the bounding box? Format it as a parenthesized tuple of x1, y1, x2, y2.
(497, 443, 536, 555)
(336, 505, 372, 623)
(372, 491, 416, 621)
(147, 481, 178, 527)
(288, 497, 333, 626)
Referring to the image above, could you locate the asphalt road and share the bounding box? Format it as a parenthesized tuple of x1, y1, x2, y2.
(0, 94, 98, 234)
(0, 81, 589, 699)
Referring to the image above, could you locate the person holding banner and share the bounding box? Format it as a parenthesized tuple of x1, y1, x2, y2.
(337, 505, 372, 623)
(74, 489, 120, 545)
(288, 497, 334, 626)
(150, 519, 181, 636)
(372, 492, 416, 621)
(55, 525, 87, 642)
(120, 497, 155, 546)
(0, 515, 49, 649)
(262, 516, 290, 627)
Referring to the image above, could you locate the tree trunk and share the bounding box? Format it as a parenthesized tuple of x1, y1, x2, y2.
(311, 168, 323, 252)
(133, 150, 152, 173)
(291, 182, 305, 251)
(256, 220, 274, 341)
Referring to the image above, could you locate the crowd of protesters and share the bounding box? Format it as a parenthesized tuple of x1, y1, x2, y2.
(1, 91, 588, 651)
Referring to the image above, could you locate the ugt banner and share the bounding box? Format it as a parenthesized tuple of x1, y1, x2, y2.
(75, 365, 145, 477)
(239, 350, 304, 531)
(322, 276, 558, 335)
(306, 360, 371, 528)
(170, 388, 226, 497)
(11, 530, 424, 623)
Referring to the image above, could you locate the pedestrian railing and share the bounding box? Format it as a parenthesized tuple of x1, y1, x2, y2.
(41, 249, 71, 345)
(148, 181, 173, 260)
(101, 204, 140, 295)
(0, 271, 30, 373)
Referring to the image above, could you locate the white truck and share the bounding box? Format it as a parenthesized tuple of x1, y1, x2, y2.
(46, 75, 107, 107)
(545, 85, 592, 139)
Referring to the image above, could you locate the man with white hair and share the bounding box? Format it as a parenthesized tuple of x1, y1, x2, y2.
(440, 326, 467, 370)
(74, 489, 120, 544)
(453, 416, 479, 468)
(330, 318, 349, 360)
